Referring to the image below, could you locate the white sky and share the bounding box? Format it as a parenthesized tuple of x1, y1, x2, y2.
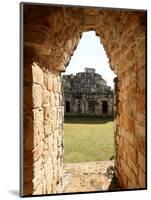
(63, 31, 116, 88)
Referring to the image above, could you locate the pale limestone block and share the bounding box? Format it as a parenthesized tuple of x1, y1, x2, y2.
(32, 62, 44, 85)
(32, 84, 42, 108)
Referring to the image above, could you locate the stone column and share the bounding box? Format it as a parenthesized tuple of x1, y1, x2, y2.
(23, 45, 64, 195)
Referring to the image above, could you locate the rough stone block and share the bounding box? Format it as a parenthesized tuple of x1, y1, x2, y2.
(123, 115, 128, 129)
(137, 112, 145, 126)
(127, 132, 135, 146)
(135, 134, 145, 154)
(47, 134, 53, 149)
(123, 163, 131, 179)
(33, 157, 43, 176)
(44, 72, 53, 91)
(52, 76, 57, 92)
(42, 179, 47, 194)
(32, 84, 43, 108)
(46, 179, 53, 193)
(65, 39, 72, 52)
(137, 39, 145, 54)
(33, 141, 44, 162)
(84, 14, 100, 26)
(138, 67, 145, 92)
(33, 183, 43, 195)
(42, 148, 50, 162)
(44, 123, 51, 137)
(54, 93, 59, 107)
(44, 105, 50, 121)
(127, 155, 138, 175)
(34, 126, 44, 147)
(128, 117, 135, 134)
(43, 89, 50, 105)
(127, 144, 137, 162)
(138, 167, 146, 188)
(112, 50, 121, 63)
(137, 55, 145, 69)
(129, 97, 136, 117)
(135, 122, 145, 137)
(33, 169, 44, 191)
(33, 108, 43, 129)
(122, 172, 128, 187)
(128, 172, 137, 189)
(137, 93, 145, 113)
(126, 49, 135, 60)
(138, 151, 145, 172)
(49, 92, 55, 107)
(32, 63, 44, 85)
(47, 74, 53, 91)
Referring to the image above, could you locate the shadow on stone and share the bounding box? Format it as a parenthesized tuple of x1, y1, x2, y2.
(108, 176, 120, 191)
(104, 165, 120, 191)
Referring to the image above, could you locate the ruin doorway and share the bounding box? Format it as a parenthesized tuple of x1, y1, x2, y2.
(102, 101, 108, 114)
(65, 101, 70, 112)
(62, 31, 116, 192)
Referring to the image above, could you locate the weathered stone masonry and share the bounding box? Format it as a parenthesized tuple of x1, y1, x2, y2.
(22, 4, 146, 195)
(62, 68, 114, 116)
(24, 58, 64, 194)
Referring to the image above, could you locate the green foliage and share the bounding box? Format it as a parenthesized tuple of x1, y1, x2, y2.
(64, 117, 115, 163)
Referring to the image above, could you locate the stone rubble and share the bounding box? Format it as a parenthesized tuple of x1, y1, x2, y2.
(63, 161, 120, 193)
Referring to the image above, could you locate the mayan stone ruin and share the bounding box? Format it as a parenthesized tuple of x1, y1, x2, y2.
(62, 68, 114, 117)
(22, 4, 146, 196)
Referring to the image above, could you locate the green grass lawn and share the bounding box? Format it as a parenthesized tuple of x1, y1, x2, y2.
(64, 116, 115, 163)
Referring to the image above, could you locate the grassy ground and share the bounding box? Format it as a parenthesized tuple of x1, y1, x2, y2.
(64, 116, 115, 163)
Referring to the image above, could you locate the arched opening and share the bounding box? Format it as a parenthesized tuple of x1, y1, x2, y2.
(65, 101, 70, 113)
(22, 4, 146, 196)
(62, 31, 117, 192)
(102, 101, 108, 114)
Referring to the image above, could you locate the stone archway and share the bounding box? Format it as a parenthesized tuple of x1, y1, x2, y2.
(22, 4, 146, 195)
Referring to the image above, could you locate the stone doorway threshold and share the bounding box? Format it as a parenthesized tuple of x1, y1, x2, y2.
(62, 160, 120, 193)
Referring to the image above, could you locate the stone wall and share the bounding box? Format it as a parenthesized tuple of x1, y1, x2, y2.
(23, 53, 64, 195)
(112, 15, 146, 188)
(63, 93, 113, 117)
(22, 4, 146, 195)
(114, 47, 146, 188)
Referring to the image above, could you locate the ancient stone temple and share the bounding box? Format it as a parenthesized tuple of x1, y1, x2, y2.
(62, 68, 114, 117)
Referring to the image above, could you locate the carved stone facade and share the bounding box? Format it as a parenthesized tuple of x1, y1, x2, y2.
(22, 3, 146, 196)
(62, 68, 114, 116)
